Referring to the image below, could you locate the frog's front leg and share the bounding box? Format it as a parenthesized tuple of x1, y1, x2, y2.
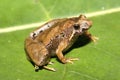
(85, 31, 99, 43)
(56, 40, 79, 64)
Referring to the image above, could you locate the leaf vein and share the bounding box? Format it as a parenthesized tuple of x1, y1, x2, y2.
(39, 1, 51, 20)
(69, 71, 99, 80)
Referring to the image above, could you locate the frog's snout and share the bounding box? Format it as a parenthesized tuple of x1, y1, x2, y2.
(81, 20, 92, 30)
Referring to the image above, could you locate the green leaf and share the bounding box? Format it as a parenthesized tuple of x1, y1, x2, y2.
(0, 0, 120, 80)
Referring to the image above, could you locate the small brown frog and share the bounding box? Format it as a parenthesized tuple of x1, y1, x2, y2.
(24, 15, 98, 71)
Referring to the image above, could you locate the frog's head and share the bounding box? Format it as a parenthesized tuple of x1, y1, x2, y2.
(73, 15, 92, 33)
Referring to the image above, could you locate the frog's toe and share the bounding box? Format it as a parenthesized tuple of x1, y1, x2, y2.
(92, 36, 99, 43)
(43, 66, 56, 72)
(66, 58, 79, 64)
(48, 61, 54, 65)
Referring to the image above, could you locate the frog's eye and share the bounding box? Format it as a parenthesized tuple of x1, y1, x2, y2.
(73, 24, 80, 30)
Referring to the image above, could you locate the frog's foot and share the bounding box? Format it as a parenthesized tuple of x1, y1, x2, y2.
(43, 66, 56, 72)
(64, 58, 79, 64)
(91, 36, 99, 43)
(34, 65, 56, 72)
(34, 65, 39, 71)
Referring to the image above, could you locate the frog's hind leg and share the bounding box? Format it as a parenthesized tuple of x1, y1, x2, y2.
(27, 42, 50, 71)
(56, 40, 79, 64)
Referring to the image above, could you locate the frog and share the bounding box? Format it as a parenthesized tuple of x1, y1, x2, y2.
(24, 15, 98, 71)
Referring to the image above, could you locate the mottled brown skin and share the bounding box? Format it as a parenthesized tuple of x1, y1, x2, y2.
(24, 15, 98, 71)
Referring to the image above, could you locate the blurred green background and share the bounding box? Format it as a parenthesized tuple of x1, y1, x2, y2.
(0, 0, 120, 80)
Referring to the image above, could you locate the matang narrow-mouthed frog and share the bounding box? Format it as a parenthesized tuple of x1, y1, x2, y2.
(24, 15, 98, 71)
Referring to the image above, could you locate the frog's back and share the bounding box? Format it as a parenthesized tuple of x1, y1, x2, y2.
(35, 18, 77, 44)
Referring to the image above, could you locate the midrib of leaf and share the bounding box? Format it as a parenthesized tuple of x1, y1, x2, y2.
(48, 0, 58, 14)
